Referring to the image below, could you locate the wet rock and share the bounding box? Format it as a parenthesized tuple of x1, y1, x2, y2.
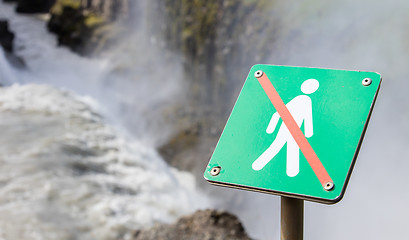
(47, 6, 90, 53)
(47, 1, 118, 55)
(158, 109, 223, 176)
(158, 123, 201, 172)
(15, 0, 56, 14)
(0, 20, 14, 52)
(0, 20, 25, 68)
(78, 0, 130, 21)
(161, 0, 275, 114)
(133, 209, 252, 240)
(156, 0, 277, 185)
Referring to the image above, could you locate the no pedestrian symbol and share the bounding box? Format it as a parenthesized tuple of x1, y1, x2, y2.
(204, 65, 381, 204)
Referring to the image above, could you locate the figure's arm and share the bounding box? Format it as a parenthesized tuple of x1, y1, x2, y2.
(304, 98, 313, 138)
(266, 112, 279, 134)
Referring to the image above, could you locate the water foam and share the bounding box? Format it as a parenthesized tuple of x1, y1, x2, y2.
(0, 84, 209, 240)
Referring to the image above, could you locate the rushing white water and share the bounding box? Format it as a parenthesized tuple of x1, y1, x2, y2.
(0, 48, 18, 85)
(0, 2, 186, 147)
(0, 2, 209, 240)
(0, 83, 208, 240)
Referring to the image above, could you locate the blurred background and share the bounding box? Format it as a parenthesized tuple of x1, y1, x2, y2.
(0, 0, 408, 239)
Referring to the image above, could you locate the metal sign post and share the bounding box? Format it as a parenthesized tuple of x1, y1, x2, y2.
(281, 197, 303, 240)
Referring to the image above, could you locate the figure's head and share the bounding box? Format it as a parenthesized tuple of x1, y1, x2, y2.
(301, 79, 319, 94)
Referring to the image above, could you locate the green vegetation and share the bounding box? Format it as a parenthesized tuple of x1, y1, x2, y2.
(50, 0, 81, 15)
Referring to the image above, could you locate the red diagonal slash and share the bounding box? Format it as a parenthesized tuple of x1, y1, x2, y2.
(256, 72, 333, 189)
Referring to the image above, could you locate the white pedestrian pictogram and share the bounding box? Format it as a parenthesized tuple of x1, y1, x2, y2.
(252, 79, 319, 177)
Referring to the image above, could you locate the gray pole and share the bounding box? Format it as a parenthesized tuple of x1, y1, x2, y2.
(281, 196, 304, 240)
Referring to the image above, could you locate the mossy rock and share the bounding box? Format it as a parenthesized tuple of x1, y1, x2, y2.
(47, 0, 116, 55)
(50, 0, 81, 15)
(160, 0, 275, 115)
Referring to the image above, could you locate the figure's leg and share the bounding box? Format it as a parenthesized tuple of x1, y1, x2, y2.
(252, 135, 286, 171)
(286, 138, 299, 177)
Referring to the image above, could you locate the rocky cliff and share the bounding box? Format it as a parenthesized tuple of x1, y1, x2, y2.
(2, 0, 130, 54)
(0, 20, 14, 52)
(160, 0, 275, 113)
(133, 210, 251, 240)
(156, 0, 277, 177)
(46, 0, 129, 54)
(0, 18, 24, 67)
(3, 0, 128, 18)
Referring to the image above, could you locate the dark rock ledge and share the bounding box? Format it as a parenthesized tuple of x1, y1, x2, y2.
(132, 209, 252, 240)
(3, 0, 56, 13)
(0, 20, 14, 53)
(0, 19, 25, 68)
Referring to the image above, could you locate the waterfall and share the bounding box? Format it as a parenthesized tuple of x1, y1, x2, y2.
(0, 2, 209, 240)
(0, 84, 209, 240)
(0, 47, 18, 84)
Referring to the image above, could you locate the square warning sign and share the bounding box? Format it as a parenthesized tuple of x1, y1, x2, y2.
(204, 64, 381, 204)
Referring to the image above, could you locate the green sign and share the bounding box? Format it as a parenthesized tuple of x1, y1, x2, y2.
(204, 64, 381, 204)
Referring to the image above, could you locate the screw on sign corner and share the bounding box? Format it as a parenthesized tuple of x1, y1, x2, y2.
(210, 166, 221, 176)
(254, 70, 263, 78)
(362, 78, 372, 86)
(324, 182, 334, 191)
